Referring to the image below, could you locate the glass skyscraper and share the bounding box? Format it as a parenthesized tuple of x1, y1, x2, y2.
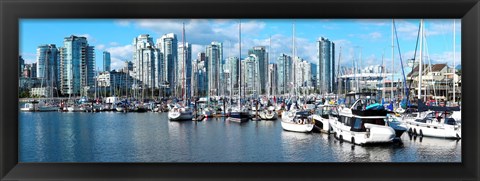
(248, 46, 268, 94)
(103, 51, 111, 72)
(276, 53, 293, 95)
(317, 37, 335, 94)
(36, 44, 60, 90)
(157, 33, 177, 96)
(206, 42, 223, 96)
(60, 36, 95, 95)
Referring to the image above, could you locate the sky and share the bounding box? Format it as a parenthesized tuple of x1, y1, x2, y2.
(20, 19, 461, 73)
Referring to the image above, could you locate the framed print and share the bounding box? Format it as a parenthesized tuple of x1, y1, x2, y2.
(1, 0, 479, 180)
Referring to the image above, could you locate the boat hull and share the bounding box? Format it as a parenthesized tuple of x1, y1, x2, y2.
(168, 111, 194, 121)
(280, 121, 314, 133)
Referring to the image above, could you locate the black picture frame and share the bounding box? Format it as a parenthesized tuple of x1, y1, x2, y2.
(1, 0, 479, 180)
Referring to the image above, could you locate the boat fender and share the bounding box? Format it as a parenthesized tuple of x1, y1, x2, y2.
(351, 137, 355, 144)
(413, 128, 417, 135)
(339, 135, 343, 143)
(419, 130, 423, 137)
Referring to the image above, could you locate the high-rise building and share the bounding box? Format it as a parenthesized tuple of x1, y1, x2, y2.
(276, 53, 293, 95)
(177, 42, 192, 98)
(19, 56, 25, 77)
(241, 55, 259, 96)
(248, 46, 268, 94)
(225, 57, 239, 96)
(206, 42, 223, 96)
(132, 34, 162, 92)
(267, 63, 277, 96)
(30, 63, 37, 78)
(317, 37, 335, 94)
(59, 36, 95, 95)
(36, 44, 60, 90)
(103, 51, 111, 72)
(157, 33, 177, 96)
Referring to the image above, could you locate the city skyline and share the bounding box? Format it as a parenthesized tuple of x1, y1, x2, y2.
(21, 19, 461, 73)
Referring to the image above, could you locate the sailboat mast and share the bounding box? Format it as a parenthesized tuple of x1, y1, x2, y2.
(453, 19, 456, 105)
(292, 21, 296, 96)
(238, 20, 242, 108)
(418, 19, 424, 100)
(391, 19, 395, 102)
(182, 22, 186, 102)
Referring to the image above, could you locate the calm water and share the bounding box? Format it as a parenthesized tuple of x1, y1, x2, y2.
(19, 112, 461, 162)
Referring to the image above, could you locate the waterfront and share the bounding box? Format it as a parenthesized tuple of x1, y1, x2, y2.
(19, 112, 461, 162)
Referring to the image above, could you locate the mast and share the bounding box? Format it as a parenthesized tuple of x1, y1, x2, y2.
(453, 19, 456, 105)
(337, 47, 342, 98)
(381, 49, 386, 101)
(238, 20, 242, 108)
(418, 19, 424, 100)
(292, 21, 296, 97)
(391, 19, 395, 102)
(182, 22, 186, 102)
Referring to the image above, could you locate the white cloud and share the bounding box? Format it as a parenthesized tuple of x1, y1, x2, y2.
(96, 44, 106, 51)
(76, 33, 96, 43)
(105, 44, 133, 71)
(114, 20, 131, 27)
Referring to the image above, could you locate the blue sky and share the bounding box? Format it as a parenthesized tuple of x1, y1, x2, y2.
(20, 19, 461, 73)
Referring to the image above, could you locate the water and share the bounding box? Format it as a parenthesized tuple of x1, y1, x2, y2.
(19, 112, 461, 162)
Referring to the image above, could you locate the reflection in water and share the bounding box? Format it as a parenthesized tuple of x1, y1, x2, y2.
(19, 112, 461, 162)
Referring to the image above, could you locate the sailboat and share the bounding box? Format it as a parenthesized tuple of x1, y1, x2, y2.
(280, 22, 314, 133)
(227, 20, 250, 123)
(400, 19, 461, 139)
(168, 22, 194, 121)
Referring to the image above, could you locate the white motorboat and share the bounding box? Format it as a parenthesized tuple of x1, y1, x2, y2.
(311, 104, 338, 134)
(202, 107, 214, 118)
(20, 103, 36, 112)
(281, 109, 314, 133)
(329, 99, 396, 145)
(227, 106, 250, 123)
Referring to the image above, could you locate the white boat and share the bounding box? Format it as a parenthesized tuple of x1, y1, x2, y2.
(67, 105, 82, 112)
(311, 104, 338, 134)
(168, 104, 194, 121)
(259, 106, 277, 120)
(281, 109, 314, 133)
(20, 103, 36, 112)
(402, 110, 461, 139)
(329, 100, 396, 145)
